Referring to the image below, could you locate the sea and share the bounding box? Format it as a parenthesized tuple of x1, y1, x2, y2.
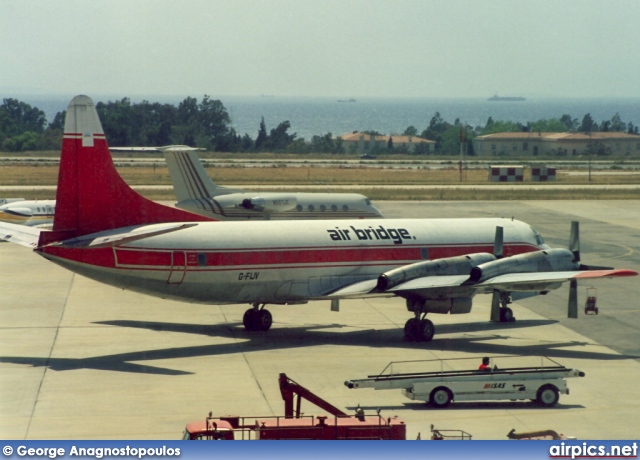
(11, 94, 640, 141)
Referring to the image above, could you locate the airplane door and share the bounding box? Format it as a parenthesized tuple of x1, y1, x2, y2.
(167, 251, 186, 284)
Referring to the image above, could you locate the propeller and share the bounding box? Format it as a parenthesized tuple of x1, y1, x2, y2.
(493, 226, 504, 259)
(568, 279, 578, 319)
(490, 226, 504, 322)
(568, 221, 580, 318)
(570, 221, 580, 263)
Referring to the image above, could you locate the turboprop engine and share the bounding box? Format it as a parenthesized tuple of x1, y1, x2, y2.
(377, 253, 497, 291)
(215, 194, 298, 212)
(468, 248, 578, 284)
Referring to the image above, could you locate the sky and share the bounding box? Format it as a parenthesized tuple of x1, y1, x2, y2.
(2, 0, 640, 100)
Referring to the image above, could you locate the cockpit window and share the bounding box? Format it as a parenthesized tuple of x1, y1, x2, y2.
(531, 226, 545, 246)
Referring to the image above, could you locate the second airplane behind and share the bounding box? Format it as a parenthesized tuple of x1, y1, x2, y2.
(161, 147, 382, 220)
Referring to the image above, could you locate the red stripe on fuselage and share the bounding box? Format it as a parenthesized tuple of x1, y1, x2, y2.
(39, 243, 539, 271)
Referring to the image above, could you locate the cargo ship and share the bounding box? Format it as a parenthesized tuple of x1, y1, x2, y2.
(488, 94, 525, 101)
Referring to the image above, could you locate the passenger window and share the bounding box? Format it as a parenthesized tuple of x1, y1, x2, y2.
(342, 205, 349, 211)
(308, 205, 314, 211)
(296, 205, 302, 211)
(320, 205, 326, 211)
(331, 205, 337, 212)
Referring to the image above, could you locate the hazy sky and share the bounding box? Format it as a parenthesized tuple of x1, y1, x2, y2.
(3, 0, 640, 99)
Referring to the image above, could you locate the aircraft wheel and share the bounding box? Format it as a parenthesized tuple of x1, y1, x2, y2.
(243, 309, 258, 331)
(403, 318, 419, 341)
(500, 307, 515, 322)
(256, 309, 273, 331)
(536, 384, 559, 407)
(429, 387, 452, 408)
(420, 319, 435, 342)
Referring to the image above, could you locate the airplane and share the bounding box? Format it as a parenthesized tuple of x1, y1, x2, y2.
(161, 148, 383, 220)
(0, 95, 636, 342)
(0, 199, 56, 227)
(2, 146, 381, 228)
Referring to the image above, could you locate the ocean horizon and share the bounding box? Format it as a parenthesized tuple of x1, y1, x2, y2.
(7, 94, 640, 141)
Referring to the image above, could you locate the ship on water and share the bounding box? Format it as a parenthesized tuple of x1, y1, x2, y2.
(337, 98, 357, 103)
(488, 93, 526, 101)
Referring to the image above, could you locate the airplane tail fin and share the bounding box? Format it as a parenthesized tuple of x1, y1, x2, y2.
(164, 149, 240, 201)
(39, 95, 211, 246)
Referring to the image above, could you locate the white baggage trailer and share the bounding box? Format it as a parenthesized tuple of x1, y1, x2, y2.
(345, 356, 585, 408)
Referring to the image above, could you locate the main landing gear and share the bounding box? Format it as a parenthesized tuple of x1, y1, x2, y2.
(404, 298, 435, 342)
(490, 290, 516, 323)
(243, 303, 273, 332)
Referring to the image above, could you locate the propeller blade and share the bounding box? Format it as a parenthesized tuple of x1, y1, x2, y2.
(568, 279, 578, 318)
(490, 290, 501, 322)
(493, 226, 504, 259)
(569, 221, 580, 262)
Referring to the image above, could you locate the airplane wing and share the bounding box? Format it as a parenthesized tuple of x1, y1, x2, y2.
(0, 222, 42, 248)
(326, 275, 471, 299)
(476, 269, 638, 292)
(109, 145, 204, 153)
(325, 269, 636, 300)
(326, 279, 380, 297)
(109, 147, 161, 152)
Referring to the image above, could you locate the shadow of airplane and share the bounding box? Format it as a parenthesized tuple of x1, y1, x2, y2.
(1, 318, 636, 375)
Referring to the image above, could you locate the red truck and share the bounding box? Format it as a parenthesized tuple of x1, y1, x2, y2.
(182, 373, 406, 440)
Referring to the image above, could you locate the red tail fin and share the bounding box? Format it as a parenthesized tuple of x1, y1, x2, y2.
(40, 95, 211, 246)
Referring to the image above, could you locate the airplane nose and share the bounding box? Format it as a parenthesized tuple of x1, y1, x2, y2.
(0, 208, 32, 223)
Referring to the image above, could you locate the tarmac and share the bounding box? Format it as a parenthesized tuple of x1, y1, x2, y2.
(1, 200, 639, 440)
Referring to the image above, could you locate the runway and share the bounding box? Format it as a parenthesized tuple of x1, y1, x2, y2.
(1, 201, 639, 440)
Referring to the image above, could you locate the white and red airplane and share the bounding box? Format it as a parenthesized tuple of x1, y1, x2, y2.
(0, 199, 55, 227)
(0, 95, 636, 341)
(162, 148, 383, 220)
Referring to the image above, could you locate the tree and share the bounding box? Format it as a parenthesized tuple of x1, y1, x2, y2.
(266, 120, 296, 151)
(529, 118, 573, 133)
(609, 112, 626, 132)
(310, 132, 342, 153)
(96, 98, 135, 146)
(579, 113, 596, 133)
(559, 114, 578, 131)
(387, 136, 393, 151)
(480, 120, 524, 135)
(48, 111, 66, 130)
(0, 98, 46, 138)
(403, 126, 418, 136)
(175, 97, 200, 146)
(255, 117, 267, 151)
(199, 95, 231, 149)
(421, 112, 453, 153)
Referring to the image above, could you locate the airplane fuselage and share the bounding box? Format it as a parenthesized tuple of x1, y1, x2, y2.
(0, 200, 55, 227)
(177, 192, 382, 220)
(38, 217, 544, 305)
